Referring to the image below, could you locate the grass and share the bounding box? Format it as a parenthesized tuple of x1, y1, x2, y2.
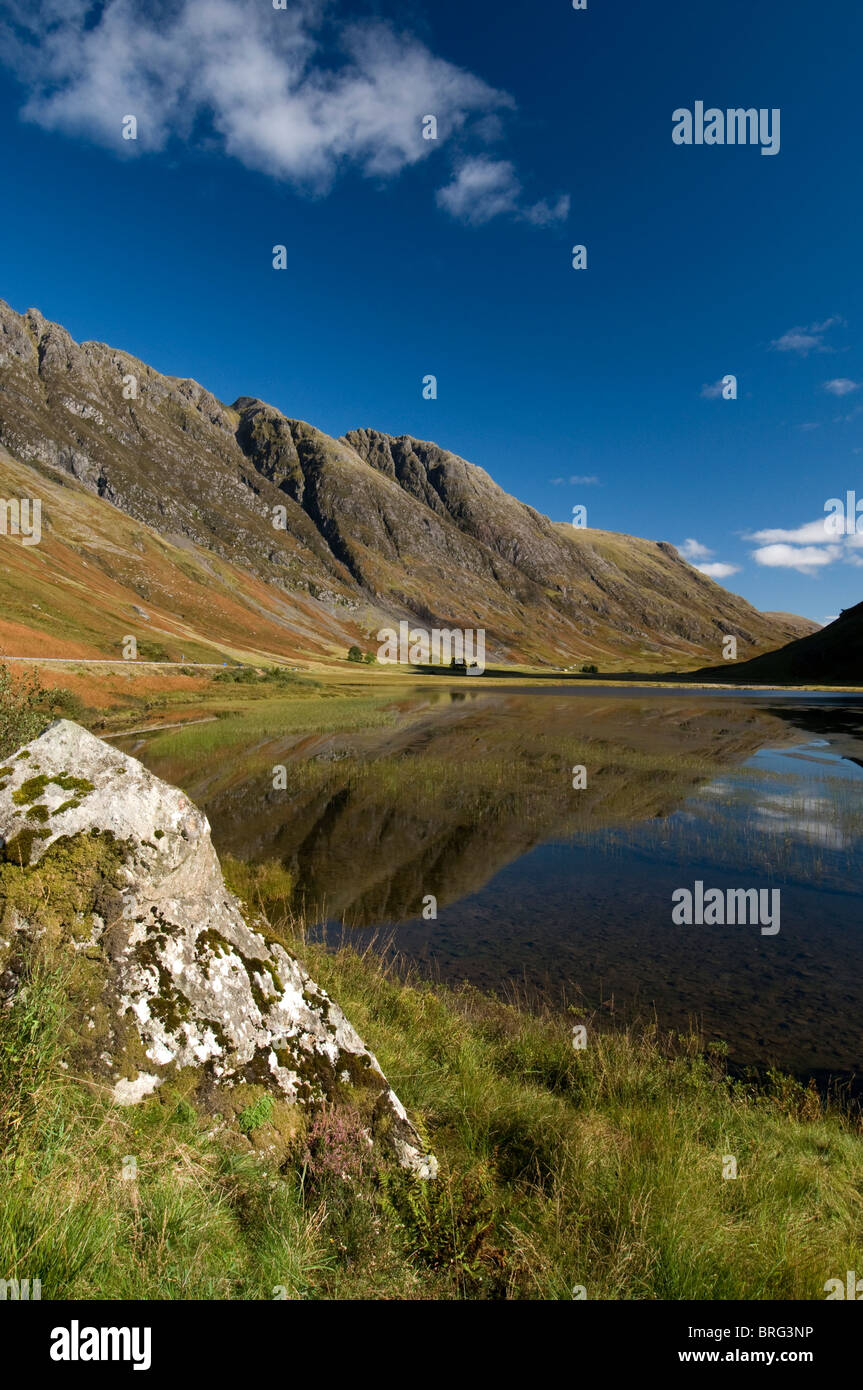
(0, 853, 860, 1301)
(0, 957, 329, 1299)
(269, 937, 863, 1300)
(139, 693, 402, 759)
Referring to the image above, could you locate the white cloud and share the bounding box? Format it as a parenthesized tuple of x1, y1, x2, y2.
(436, 156, 519, 224)
(550, 474, 600, 486)
(823, 378, 860, 396)
(695, 562, 740, 579)
(746, 511, 863, 574)
(435, 155, 568, 227)
(699, 380, 725, 400)
(770, 317, 843, 356)
(521, 192, 570, 227)
(752, 543, 838, 574)
(0, 0, 563, 223)
(678, 538, 713, 560)
(677, 539, 739, 579)
(747, 519, 835, 545)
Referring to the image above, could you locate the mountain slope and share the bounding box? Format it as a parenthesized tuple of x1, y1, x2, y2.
(694, 603, 863, 687)
(0, 444, 361, 665)
(0, 298, 815, 667)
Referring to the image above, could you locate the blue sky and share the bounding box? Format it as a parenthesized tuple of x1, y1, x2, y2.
(0, 0, 861, 623)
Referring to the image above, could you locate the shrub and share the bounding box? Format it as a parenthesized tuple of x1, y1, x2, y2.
(43, 686, 86, 721)
(302, 1103, 370, 1181)
(0, 663, 47, 759)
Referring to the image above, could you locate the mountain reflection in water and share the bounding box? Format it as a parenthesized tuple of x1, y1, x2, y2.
(120, 690, 863, 1079)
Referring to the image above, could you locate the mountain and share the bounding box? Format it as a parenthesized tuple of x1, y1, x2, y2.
(760, 611, 823, 641)
(0, 298, 815, 668)
(695, 603, 863, 687)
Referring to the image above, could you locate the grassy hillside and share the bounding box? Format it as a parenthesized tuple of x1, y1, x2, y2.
(696, 603, 863, 687)
(0, 447, 366, 667)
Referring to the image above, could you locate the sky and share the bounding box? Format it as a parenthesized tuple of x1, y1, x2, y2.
(0, 0, 861, 624)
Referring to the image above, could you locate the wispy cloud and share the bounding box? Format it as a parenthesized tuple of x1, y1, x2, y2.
(435, 156, 568, 227)
(677, 538, 739, 580)
(678, 538, 713, 560)
(550, 474, 600, 486)
(695, 561, 740, 579)
(0, 0, 565, 225)
(770, 317, 843, 356)
(748, 520, 834, 545)
(752, 543, 837, 574)
(823, 378, 860, 396)
(699, 380, 726, 400)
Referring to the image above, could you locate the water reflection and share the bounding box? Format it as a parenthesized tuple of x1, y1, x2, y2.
(120, 692, 863, 1078)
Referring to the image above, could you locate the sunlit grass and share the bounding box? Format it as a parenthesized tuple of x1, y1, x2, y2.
(2, 851, 860, 1302)
(138, 694, 402, 758)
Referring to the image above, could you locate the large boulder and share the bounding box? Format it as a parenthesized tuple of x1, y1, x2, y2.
(0, 720, 435, 1177)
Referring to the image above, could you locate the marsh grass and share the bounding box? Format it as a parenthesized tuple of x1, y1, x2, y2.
(140, 693, 402, 759)
(278, 954, 863, 1299)
(136, 709, 751, 834)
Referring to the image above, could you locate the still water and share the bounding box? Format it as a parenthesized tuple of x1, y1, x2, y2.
(120, 689, 863, 1081)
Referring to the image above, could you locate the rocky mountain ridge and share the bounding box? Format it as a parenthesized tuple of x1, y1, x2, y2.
(0, 298, 816, 667)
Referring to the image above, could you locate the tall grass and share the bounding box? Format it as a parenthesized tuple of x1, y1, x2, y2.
(278, 937, 863, 1300)
(0, 949, 330, 1300)
(1, 867, 860, 1301)
(138, 694, 401, 758)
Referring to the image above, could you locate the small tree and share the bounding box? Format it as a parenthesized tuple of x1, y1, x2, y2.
(347, 645, 364, 663)
(363, 651, 377, 664)
(0, 663, 46, 759)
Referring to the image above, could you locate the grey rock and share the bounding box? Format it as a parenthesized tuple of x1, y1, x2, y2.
(0, 720, 436, 1178)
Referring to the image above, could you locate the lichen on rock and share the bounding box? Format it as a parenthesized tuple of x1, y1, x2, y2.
(0, 720, 436, 1178)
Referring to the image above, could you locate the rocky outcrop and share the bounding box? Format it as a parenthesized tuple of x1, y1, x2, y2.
(0, 720, 436, 1177)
